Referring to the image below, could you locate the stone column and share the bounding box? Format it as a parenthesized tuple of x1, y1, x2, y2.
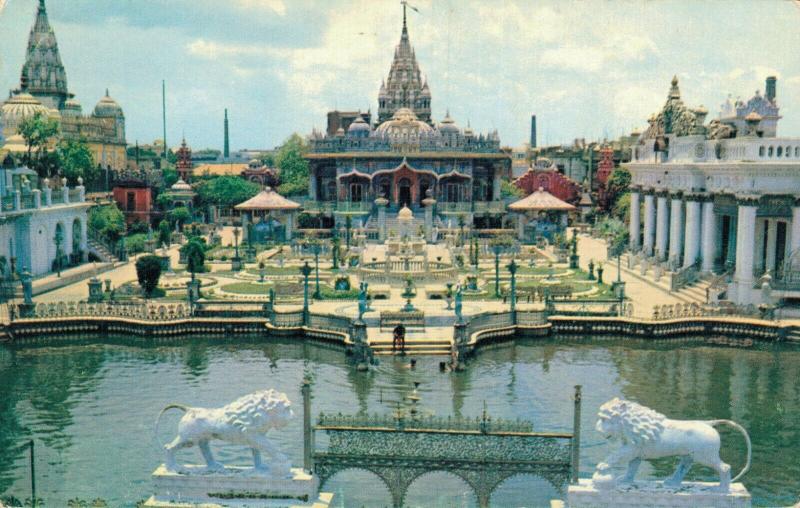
(81, 218, 89, 261)
(643, 189, 656, 256)
(655, 190, 669, 261)
(308, 172, 317, 201)
(753, 218, 765, 274)
(734, 196, 758, 303)
(492, 168, 501, 201)
(242, 213, 250, 242)
(517, 214, 527, 241)
(791, 201, 800, 255)
(61, 179, 69, 204)
(682, 194, 702, 268)
(668, 192, 684, 265)
(766, 219, 778, 273)
(375, 196, 388, 241)
(32, 189, 41, 208)
(629, 187, 641, 251)
(422, 194, 436, 242)
(286, 212, 294, 241)
(701, 197, 716, 272)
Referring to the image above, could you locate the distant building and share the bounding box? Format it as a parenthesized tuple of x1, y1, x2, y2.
(175, 139, 193, 182)
(513, 158, 581, 204)
(112, 179, 154, 226)
(327, 111, 372, 136)
(0, 0, 126, 171)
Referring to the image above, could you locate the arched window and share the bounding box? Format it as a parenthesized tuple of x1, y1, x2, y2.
(777, 146, 783, 157)
(768, 146, 774, 157)
(786, 146, 791, 158)
(759, 146, 765, 157)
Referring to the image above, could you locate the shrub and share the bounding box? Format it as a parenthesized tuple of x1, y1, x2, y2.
(135, 255, 162, 297)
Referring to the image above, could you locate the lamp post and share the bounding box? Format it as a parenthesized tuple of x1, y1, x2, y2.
(492, 244, 503, 297)
(331, 234, 340, 270)
(507, 259, 518, 313)
(232, 226, 242, 271)
(300, 261, 312, 324)
(309, 241, 322, 299)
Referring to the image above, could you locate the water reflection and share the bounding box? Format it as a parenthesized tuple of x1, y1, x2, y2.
(0, 335, 797, 506)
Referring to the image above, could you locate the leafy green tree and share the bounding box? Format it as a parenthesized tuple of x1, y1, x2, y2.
(181, 238, 206, 280)
(135, 255, 162, 297)
(604, 167, 631, 212)
(58, 139, 97, 185)
(195, 176, 259, 208)
(88, 204, 125, 245)
(158, 220, 172, 246)
(612, 192, 631, 222)
(18, 111, 60, 177)
(161, 167, 179, 188)
(127, 220, 149, 235)
(260, 151, 276, 167)
(169, 206, 191, 230)
(275, 133, 309, 196)
(500, 179, 524, 199)
(124, 233, 147, 254)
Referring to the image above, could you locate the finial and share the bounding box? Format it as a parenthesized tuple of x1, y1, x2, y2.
(671, 75, 678, 86)
(402, 0, 407, 28)
(105, 88, 109, 97)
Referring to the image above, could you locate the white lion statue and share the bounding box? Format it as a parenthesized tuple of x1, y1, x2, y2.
(592, 398, 751, 491)
(156, 389, 294, 477)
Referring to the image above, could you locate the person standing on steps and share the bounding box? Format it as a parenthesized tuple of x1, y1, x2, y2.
(392, 323, 406, 353)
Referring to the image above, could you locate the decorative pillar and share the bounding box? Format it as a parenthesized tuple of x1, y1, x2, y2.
(791, 201, 800, 255)
(61, 179, 69, 204)
(242, 213, 249, 242)
(668, 192, 684, 265)
(753, 218, 765, 274)
(286, 212, 294, 241)
(492, 168, 501, 201)
(700, 197, 716, 272)
(682, 194, 702, 268)
(643, 189, 655, 256)
(655, 190, 669, 260)
(629, 187, 641, 251)
(517, 214, 527, 242)
(32, 189, 41, 208)
(43, 181, 52, 206)
(375, 196, 388, 241)
(766, 219, 778, 273)
(422, 192, 436, 242)
(308, 172, 317, 201)
(734, 196, 758, 303)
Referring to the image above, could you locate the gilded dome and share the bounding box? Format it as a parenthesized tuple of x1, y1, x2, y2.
(93, 90, 124, 118)
(1, 93, 48, 122)
(375, 107, 433, 137)
(63, 98, 83, 117)
(398, 204, 413, 222)
(438, 111, 460, 134)
(170, 178, 192, 192)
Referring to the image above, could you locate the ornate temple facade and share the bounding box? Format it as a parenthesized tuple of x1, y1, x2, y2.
(305, 11, 509, 230)
(627, 76, 800, 305)
(0, 0, 127, 171)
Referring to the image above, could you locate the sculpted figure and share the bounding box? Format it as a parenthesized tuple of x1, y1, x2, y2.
(592, 398, 751, 491)
(156, 389, 293, 476)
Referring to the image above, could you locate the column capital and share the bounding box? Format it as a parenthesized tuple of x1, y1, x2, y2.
(683, 192, 707, 202)
(642, 187, 656, 196)
(669, 190, 684, 200)
(655, 188, 669, 198)
(629, 184, 643, 193)
(736, 194, 760, 207)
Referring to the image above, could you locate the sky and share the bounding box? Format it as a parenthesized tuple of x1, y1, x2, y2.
(1, 0, 799, 151)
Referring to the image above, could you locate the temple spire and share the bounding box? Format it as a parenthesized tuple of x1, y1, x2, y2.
(18, 0, 70, 109)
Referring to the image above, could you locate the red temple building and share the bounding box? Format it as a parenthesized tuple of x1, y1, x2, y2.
(513, 158, 581, 204)
(113, 179, 154, 226)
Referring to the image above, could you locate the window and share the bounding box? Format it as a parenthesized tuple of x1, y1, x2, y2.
(777, 146, 783, 157)
(768, 146, 774, 157)
(126, 192, 136, 211)
(759, 146, 765, 157)
(786, 146, 791, 158)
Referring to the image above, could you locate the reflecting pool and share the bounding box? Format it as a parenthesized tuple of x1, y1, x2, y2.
(0, 336, 798, 507)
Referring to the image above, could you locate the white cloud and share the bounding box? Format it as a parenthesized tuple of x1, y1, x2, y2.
(233, 0, 287, 16)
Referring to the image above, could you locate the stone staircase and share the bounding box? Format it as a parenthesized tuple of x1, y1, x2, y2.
(620, 253, 710, 305)
(87, 238, 119, 263)
(786, 326, 800, 343)
(369, 336, 453, 356)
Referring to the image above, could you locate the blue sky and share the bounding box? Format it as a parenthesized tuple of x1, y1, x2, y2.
(1, 0, 799, 151)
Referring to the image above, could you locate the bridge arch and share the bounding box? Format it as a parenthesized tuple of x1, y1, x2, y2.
(403, 470, 479, 508)
(488, 472, 561, 507)
(318, 466, 392, 507)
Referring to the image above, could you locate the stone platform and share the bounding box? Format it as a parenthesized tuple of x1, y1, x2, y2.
(562, 479, 751, 508)
(144, 465, 333, 507)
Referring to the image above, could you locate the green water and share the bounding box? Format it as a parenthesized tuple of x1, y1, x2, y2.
(0, 336, 798, 507)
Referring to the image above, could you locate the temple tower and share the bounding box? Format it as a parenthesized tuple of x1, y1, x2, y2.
(377, 3, 431, 124)
(18, 0, 72, 110)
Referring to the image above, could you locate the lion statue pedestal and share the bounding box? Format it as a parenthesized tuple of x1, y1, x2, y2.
(144, 389, 333, 507)
(563, 398, 753, 508)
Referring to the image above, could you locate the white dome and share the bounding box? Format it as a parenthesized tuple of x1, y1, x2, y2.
(170, 178, 192, 192)
(375, 107, 433, 137)
(63, 98, 83, 117)
(93, 91, 124, 118)
(1, 93, 48, 122)
(438, 112, 460, 134)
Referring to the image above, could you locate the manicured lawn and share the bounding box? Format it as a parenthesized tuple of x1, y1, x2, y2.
(220, 282, 273, 295)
